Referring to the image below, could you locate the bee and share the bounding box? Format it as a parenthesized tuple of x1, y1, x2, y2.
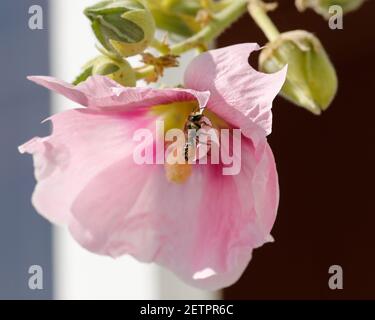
(183, 109, 212, 162)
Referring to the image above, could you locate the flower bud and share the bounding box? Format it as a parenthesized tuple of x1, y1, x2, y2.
(259, 30, 338, 115)
(296, 0, 365, 19)
(84, 0, 156, 57)
(73, 55, 136, 87)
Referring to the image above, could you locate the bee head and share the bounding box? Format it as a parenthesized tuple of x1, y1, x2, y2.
(188, 112, 203, 122)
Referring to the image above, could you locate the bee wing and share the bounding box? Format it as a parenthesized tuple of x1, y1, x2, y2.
(195, 128, 220, 162)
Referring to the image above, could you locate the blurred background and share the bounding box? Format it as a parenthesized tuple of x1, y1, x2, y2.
(219, 0, 375, 300)
(0, 0, 374, 299)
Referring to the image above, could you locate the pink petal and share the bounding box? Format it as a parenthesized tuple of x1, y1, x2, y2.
(28, 75, 210, 110)
(184, 43, 287, 145)
(68, 138, 279, 290)
(19, 107, 151, 224)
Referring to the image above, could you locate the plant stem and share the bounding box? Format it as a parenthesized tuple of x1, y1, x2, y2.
(248, 0, 280, 42)
(170, 0, 248, 55)
(151, 38, 170, 55)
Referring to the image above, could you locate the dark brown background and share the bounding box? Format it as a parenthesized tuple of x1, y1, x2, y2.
(219, 1, 375, 300)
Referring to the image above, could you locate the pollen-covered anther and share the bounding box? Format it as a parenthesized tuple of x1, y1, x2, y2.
(165, 162, 192, 184)
(164, 144, 192, 184)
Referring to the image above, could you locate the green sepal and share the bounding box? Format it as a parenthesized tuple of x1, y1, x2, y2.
(72, 66, 93, 85)
(93, 62, 120, 75)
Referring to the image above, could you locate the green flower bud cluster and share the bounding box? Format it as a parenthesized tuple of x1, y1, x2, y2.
(259, 30, 338, 115)
(84, 0, 156, 57)
(74, 0, 156, 87)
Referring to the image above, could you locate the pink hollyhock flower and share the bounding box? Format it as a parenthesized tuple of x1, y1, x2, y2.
(19, 43, 286, 290)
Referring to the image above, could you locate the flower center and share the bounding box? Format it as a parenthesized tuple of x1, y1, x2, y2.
(150, 101, 228, 184)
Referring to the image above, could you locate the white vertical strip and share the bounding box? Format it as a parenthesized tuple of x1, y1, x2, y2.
(50, 0, 220, 300)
